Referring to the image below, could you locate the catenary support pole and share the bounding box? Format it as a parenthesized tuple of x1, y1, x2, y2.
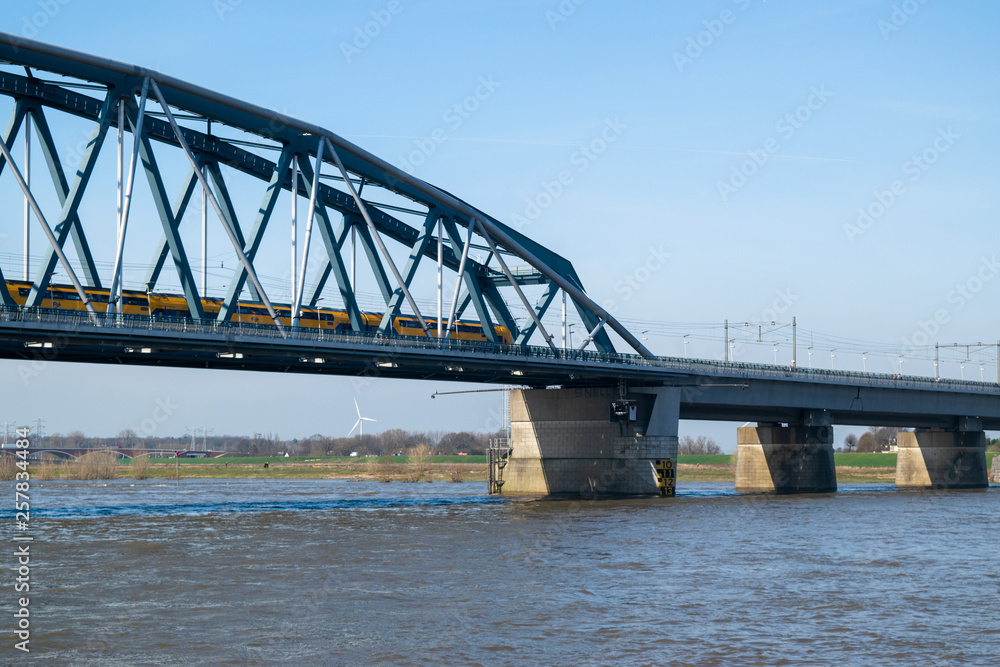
(437, 216, 442, 338)
(23, 113, 30, 281)
(562, 290, 567, 349)
(792, 316, 797, 368)
(293, 137, 324, 328)
(444, 220, 472, 340)
(290, 155, 297, 303)
(108, 78, 149, 316)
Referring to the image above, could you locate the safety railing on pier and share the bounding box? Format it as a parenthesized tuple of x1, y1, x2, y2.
(2, 305, 998, 394)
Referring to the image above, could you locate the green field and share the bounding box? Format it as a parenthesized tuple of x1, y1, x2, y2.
(834, 453, 897, 467)
(677, 455, 732, 465)
(678, 452, 997, 468)
(128, 454, 489, 466)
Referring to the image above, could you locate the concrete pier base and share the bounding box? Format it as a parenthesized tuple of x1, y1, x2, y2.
(735, 417, 836, 494)
(895, 429, 988, 489)
(503, 387, 678, 497)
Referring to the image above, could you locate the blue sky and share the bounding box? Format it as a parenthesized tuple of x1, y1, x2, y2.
(0, 1, 997, 448)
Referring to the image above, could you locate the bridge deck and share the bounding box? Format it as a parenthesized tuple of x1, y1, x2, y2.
(3, 308, 999, 430)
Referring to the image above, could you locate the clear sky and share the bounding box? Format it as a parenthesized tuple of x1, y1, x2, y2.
(0, 1, 997, 448)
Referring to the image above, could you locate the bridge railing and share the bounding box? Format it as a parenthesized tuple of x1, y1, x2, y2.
(2, 305, 998, 394)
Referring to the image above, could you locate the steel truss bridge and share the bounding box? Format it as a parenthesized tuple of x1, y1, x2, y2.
(1, 34, 999, 432)
(0, 32, 646, 358)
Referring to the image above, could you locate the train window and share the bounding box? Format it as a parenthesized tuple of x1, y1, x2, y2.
(18, 288, 29, 297)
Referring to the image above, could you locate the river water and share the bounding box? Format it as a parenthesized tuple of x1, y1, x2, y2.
(8, 479, 1000, 665)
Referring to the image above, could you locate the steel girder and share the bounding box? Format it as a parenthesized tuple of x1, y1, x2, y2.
(0, 33, 649, 357)
(25, 89, 114, 307)
(26, 105, 102, 286)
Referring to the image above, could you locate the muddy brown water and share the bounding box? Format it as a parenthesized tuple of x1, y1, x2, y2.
(9, 479, 1000, 665)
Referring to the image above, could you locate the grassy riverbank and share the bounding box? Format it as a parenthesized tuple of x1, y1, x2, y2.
(30, 455, 489, 482)
(676, 452, 999, 483)
(23, 452, 995, 483)
(676, 453, 901, 484)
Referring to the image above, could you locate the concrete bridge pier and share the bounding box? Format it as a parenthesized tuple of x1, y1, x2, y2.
(895, 419, 988, 489)
(735, 410, 837, 494)
(503, 387, 679, 497)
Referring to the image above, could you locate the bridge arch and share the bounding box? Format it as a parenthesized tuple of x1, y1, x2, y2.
(0, 32, 652, 358)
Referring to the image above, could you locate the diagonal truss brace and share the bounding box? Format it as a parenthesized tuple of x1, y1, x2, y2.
(217, 145, 296, 322)
(378, 209, 439, 334)
(441, 216, 498, 343)
(515, 280, 560, 346)
(294, 148, 362, 331)
(27, 89, 116, 306)
(127, 98, 205, 320)
(144, 163, 200, 290)
(27, 106, 102, 287)
(476, 221, 558, 353)
(324, 136, 432, 337)
(149, 79, 284, 336)
(0, 132, 98, 323)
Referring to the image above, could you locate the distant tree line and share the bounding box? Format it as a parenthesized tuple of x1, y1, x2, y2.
(678, 435, 722, 455)
(32, 428, 504, 457)
(841, 427, 908, 453)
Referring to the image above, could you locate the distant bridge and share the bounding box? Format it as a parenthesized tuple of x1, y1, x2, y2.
(11, 446, 226, 461)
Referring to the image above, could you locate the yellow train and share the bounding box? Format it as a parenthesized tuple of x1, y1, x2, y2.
(3, 279, 513, 344)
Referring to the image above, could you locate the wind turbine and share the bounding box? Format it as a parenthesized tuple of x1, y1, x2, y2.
(348, 398, 377, 437)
